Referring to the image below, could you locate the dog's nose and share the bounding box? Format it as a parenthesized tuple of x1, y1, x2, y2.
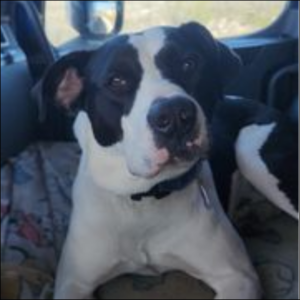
(148, 97, 197, 137)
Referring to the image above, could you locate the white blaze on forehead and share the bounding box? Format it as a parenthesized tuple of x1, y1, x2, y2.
(129, 27, 166, 73)
(127, 27, 186, 109)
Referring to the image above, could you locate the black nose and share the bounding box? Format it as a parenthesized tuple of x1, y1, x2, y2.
(148, 97, 197, 137)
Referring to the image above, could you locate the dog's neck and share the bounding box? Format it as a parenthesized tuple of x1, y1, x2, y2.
(131, 161, 202, 201)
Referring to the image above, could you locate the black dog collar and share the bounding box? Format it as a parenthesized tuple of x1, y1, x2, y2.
(131, 161, 202, 201)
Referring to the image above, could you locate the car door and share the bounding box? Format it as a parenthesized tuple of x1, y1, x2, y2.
(1, 1, 37, 165)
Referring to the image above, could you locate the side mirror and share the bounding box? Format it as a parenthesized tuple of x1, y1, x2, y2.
(68, 1, 124, 39)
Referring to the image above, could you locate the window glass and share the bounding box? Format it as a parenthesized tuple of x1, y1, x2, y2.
(45, 1, 287, 46)
(122, 1, 287, 37)
(45, 1, 78, 46)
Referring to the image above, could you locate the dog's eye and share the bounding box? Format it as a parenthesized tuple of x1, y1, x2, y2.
(182, 57, 197, 74)
(107, 74, 128, 91)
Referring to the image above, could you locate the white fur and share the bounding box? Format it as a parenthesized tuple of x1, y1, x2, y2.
(55, 159, 261, 299)
(55, 94, 260, 299)
(236, 124, 298, 219)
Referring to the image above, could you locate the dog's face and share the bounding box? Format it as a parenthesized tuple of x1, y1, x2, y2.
(39, 22, 241, 189)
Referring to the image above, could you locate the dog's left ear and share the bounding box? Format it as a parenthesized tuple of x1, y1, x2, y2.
(32, 51, 93, 122)
(179, 22, 242, 87)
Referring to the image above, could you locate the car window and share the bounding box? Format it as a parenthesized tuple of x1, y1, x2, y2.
(45, 1, 287, 46)
(45, 1, 78, 46)
(122, 1, 287, 37)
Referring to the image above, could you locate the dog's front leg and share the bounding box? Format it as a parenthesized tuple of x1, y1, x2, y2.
(54, 237, 119, 299)
(166, 235, 260, 299)
(205, 273, 260, 299)
(152, 212, 261, 299)
(173, 225, 261, 299)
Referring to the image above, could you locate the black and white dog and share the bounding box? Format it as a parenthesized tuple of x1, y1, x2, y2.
(211, 96, 298, 219)
(37, 22, 269, 299)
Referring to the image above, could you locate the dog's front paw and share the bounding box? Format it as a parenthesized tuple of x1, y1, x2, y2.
(214, 276, 262, 299)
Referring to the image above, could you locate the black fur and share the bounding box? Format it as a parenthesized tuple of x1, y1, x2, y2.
(84, 36, 143, 146)
(156, 23, 241, 121)
(40, 36, 143, 147)
(211, 97, 298, 212)
(261, 115, 298, 210)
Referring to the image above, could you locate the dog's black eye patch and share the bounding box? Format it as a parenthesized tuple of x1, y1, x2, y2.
(87, 44, 142, 100)
(181, 54, 200, 75)
(155, 42, 203, 95)
(105, 72, 131, 95)
(155, 24, 233, 120)
(103, 66, 140, 98)
(82, 38, 143, 147)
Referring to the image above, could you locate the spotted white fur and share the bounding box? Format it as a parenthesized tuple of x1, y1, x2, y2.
(236, 123, 298, 219)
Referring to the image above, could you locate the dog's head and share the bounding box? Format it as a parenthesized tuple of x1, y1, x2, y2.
(37, 22, 241, 194)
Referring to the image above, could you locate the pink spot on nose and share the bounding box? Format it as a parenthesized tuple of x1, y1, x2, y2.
(155, 148, 170, 165)
(186, 136, 203, 148)
(193, 136, 203, 147)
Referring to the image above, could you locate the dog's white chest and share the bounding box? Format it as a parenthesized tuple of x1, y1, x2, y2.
(71, 174, 203, 274)
(56, 161, 261, 299)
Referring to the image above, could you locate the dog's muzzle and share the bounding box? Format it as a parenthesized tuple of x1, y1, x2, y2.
(147, 96, 206, 162)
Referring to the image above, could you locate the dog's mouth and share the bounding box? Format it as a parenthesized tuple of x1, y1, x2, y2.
(129, 133, 209, 179)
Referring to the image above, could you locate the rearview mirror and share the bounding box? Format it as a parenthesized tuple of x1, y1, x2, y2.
(68, 1, 124, 39)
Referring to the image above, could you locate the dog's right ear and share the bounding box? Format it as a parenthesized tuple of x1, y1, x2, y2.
(32, 51, 93, 122)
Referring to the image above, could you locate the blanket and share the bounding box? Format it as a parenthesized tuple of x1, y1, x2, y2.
(1, 143, 298, 299)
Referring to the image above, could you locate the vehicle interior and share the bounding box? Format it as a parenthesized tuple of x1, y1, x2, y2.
(1, 1, 298, 299)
